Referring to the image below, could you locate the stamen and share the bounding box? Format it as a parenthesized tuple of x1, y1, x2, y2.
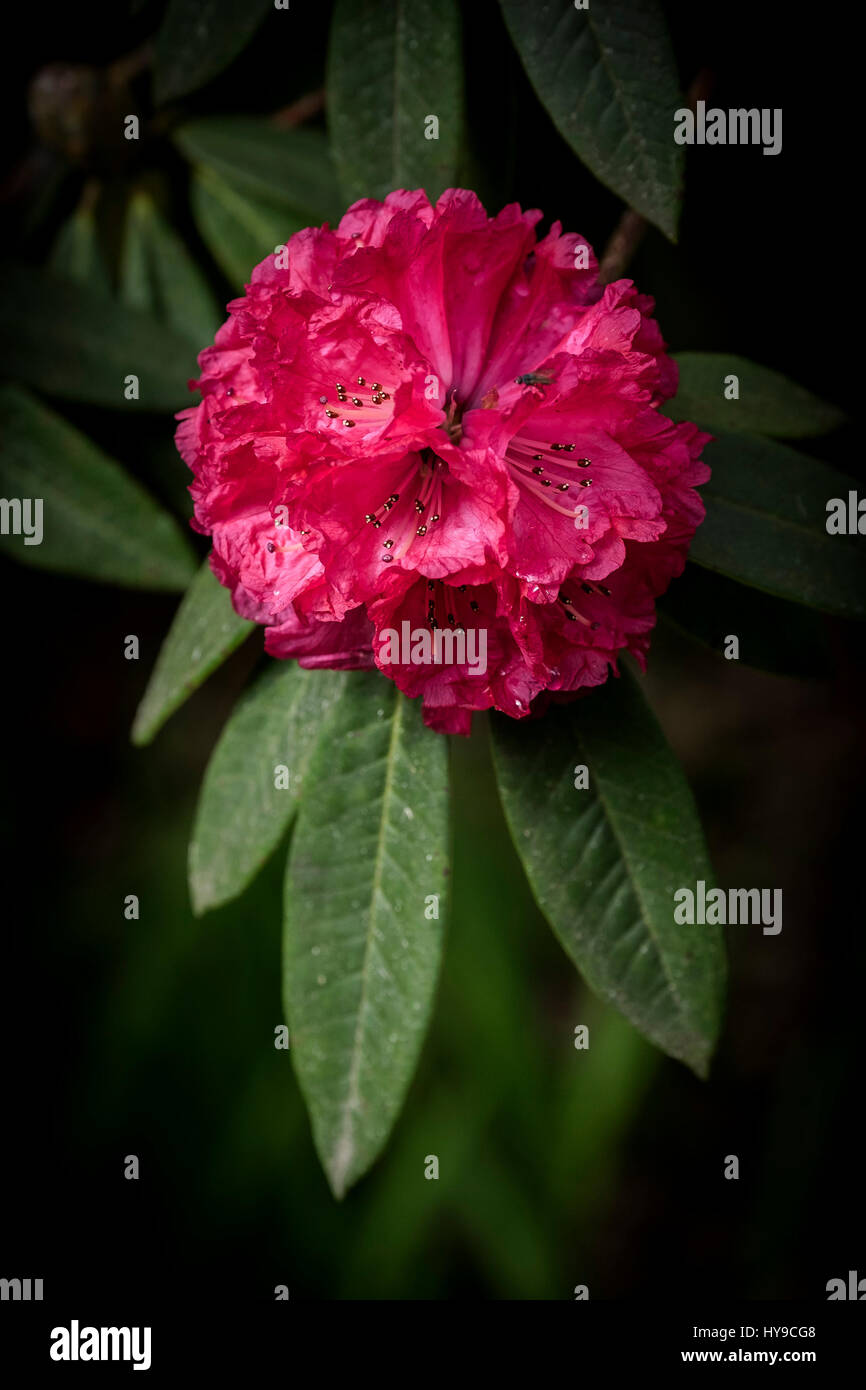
(559, 595, 599, 629)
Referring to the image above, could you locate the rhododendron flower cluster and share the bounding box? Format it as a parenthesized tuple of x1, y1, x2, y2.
(177, 189, 710, 734)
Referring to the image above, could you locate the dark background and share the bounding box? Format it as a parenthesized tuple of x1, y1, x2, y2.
(1, 0, 862, 1303)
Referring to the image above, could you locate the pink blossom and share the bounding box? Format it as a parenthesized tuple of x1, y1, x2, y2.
(177, 189, 710, 734)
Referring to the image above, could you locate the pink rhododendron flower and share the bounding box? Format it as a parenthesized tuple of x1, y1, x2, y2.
(177, 188, 710, 734)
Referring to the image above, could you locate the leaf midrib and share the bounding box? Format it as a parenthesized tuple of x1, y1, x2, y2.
(581, 735, 702, 1048)
(701, 489, 845, 543)
(330, 690, 403, 1192)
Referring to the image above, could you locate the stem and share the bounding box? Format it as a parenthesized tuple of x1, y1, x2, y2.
(599, 207, 647, 285)
(271, 90, 325, 129)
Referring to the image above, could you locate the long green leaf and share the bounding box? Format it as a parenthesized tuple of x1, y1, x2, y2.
(175, 117, 343, 223)
(491, 668, 725, 1076)
(670, 353, 846, 437)
(500, 0, 683, 239)
(190, 165, 305, 289)
(0, 261, 197, 411)
(120, 189, 222, 346)
(131, 559, 253, 745)
(155, 0, 273, 106)
(659, 564, 835, 678)
(284, 674, 449, 1197)
(49, 196, 111, 295)
(691, 434, 866, 619)
(0, 383, 196, 590)
(327, 0, 464, 204)
(189, 662, 347, 915)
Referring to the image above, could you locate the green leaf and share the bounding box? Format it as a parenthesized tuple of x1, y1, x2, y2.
(691, 434, 866, 619)
(659, 564, 836, 678)
(190, 165, 305, 289)
(327, 0, 464, 203)
(284, 674, 449, 1197)
(120, 189, 221, 346)
(0, 261, 198, 411)
(500, 0, 683, 239)
(131, 559, 253, 745)
(669, 353, 846, 438)
(0, 383, 197, 590)
(189, 663, 348, 915)
(490, 668, 725, 1076)
(155, 0, 273, 106)
(174, 117, 343, 223)
(49, 196, 111, 295)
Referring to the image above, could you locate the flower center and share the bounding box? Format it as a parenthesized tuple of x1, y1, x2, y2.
(504, 433, 593, 516)
(557, 580, 610, 630)
(363, 448, 446, 565)
(316, 375, 392, 427)
(443, 390, 463, 445)
(424, 578, 480, 632)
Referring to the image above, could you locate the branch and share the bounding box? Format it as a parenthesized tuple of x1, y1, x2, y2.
(271, 90, 325, 129)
